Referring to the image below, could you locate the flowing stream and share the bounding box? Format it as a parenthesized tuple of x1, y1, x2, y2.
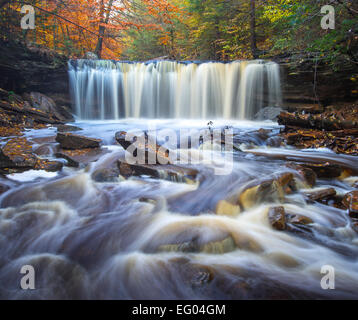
(0, 60, 357, 300)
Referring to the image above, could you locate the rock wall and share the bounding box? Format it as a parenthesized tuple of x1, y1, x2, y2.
(280, 58, 358, 110)
(0, 40, 70, 108)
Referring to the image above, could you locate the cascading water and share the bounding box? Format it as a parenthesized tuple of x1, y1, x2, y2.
(68, 60, 282, 120)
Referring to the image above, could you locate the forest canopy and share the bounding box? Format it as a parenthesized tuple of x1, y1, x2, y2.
(0, 0, 357, 66)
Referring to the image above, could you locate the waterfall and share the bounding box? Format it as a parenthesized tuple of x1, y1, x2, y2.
(68, 60, 282, 120)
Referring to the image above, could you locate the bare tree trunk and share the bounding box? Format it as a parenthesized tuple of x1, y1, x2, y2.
(250, 0, 258, 59)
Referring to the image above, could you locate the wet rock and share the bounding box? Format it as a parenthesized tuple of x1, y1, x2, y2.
(342, 191, 358, 218)
(56, 133, 101, 150)
(239, 172, 294, 209)
(286, 163, 317, 187)
(34, 144, 52, 156)
(304, 188, 337, 202)
(299, 162, 342, 179)
(158, 236, 237, 254)
(56, 124, 82, 132)
(0, 137, 63, 173)
(35, 159, 63, 172)
(215, 200, 241, 217)
(266, 136, 284, 147)
(115, 131, 171, 164)
(0, 183, 10, 194)
(55, 152, 79, 168)
(55, 148, 108, 167)
(287, 214, 313, 226)
(117, 160, 198, 183)
(91, 168, 120, 183)
(268, 206, 286, 231)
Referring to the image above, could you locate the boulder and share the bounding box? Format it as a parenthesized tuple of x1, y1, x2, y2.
(268, 206, 286, 231)
(55, 148, 108, 167)
(26, 92, 74, 122)
(56, 133, 101, 150)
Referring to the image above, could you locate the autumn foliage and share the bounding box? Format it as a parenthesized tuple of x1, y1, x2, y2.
(0, 0, 181, 59)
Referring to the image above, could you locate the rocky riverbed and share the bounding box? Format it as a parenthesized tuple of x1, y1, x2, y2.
(0, 95, 357, 298)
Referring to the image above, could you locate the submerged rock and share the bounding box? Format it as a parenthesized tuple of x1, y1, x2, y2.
(56, 133, 101, 150)
(239, 172, 294, 209)
(287, 214, 313, 226)
(268, 206, 286, 231)
(91, 168, 120, 183)
(215, 200, 241, 217)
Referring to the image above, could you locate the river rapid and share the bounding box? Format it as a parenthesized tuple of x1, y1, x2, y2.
(0, 119, 357, 300)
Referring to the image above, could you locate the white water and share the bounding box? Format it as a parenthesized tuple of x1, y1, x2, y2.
(68, 60, 282, 120)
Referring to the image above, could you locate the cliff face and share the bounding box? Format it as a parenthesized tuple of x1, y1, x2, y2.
(0, 40, 70, 108)
(280, 58, 358, 109)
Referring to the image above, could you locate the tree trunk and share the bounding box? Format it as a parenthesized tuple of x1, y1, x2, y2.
(250, 0, 258, 59)
(94, 0, 114, 59)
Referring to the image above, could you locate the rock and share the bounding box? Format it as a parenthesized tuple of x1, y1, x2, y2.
(55, 148, 108, 167)
(287, 214, 313, 225)
(26, 92, 74, 122)
(91, 168, 120, 183)
(255, 107, 283, 121)
(34, 144, 52, 156)
(115, 131, 133, 150)
(0, 137, 62, 173)
(268, 206, 286, 231)
(215, 200, 241, 217)
(266, 136, 284, 147)
(299, 162, 342, 179)
(0, 183, 10, 194)
(304, 188, 337, 202)
(239, 172, 294, 209)
(56, 124, 82, 132)
(342, 191, 358, 218)
(286, 163, 317, 187)
(56, 133, 101, 150)
(55, 152, 79, 168)
(115, 131, 171, 164)
(117, 160, 198, 183)
(35, 159, 63, 172)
